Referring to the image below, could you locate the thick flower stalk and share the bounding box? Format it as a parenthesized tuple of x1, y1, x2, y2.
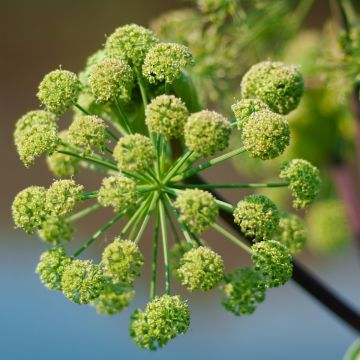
(13, 24, 321, 350)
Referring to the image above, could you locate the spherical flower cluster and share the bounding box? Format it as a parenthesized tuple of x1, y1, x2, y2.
(113, 134, 155, 173)
(231, 98, 268, 129)
(12, 186, 47, 233)
(46, 131, 79, 177)
(35, 246, 71, 290)
(306, 200, 351, 254)
(220, 267, 266, 316)
(61, 259, 105, 304)
(252, 240, 293, 288)
(145, 95, 189, 138)
(274, 212, 307, 255)
(241, 61, 304, 115)
(102, 238, 144, 284)
(97, 175, 137, 212)
(130, 295, 190, 350)
(68, 115, 108, 154)
(234, 194, 280, 241)
(14, 110, 58, 167)
(37, 217, 74, 244)
(143, 43, 194, 84)
(279, 159, 321, 209)
(89, 59, 134, 103)
(37, 69, 81, 115)
(241, 110, 290, 160)
(170, 242, 194, 276)
(45, 180, 84, 217)
(105, 24, 159, 67)
(92, 281, 135, 315)
(184, 110, 231, 157)
(175, 189, 219, 233)
(177, 246, 224, 291)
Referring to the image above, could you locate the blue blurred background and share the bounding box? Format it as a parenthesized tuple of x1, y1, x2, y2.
(0, 1, 359, 359)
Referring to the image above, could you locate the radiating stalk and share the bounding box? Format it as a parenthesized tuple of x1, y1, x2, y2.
(150, 205, 160, 300)
(159, 200, 171, 295)
(67, 203, 101, 222)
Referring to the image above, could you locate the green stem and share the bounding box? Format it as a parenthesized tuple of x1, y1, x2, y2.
(72, 210, 125, 258)
(173, 182, 288, 189)
(163, 194, 196, 246)
(127, 200, 150, 241)
(171, 147, 246, 182)
(78, 161, 116, 175)
(150, 204, 160, 300)
(216, 199, 235, 213)
(135, 67, 149, 106)
(119, 196, 150, 238)
(163, 150, 193, 183)
(57, 149, 118, 171)
(104, 146, 113, 155)
(114, 98, 132, 134)
(67, 203, 101, 222)
(80, 191, 99, 200)
(159, 199, 171, 295)
(106, 129, 119, 142)
(211, 223, 253, 255)
(163, 202, 181, 244)
(75, 103, 91, 115)
(134, 193, 160, 244)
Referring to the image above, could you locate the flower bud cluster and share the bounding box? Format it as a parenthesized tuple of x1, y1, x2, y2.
(101, 238, 144, 285)
(177, 246, 224, 291)
(130, 295, 190, 350)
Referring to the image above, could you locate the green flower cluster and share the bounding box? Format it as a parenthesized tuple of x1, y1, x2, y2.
(220, 267, 266, 316)
(130, 295, 190, 350)
(184, 110, 231, 157)
(175, 189, 219, 233)
(279, 159, 321, 209)
(113, 134, 155, 173)
(13, 22, 321, 350)
(234, 194, 280, 241)
(14, 111, 58, 167)
(102, 238, 144, 284)
(177, 246, 224, 291)
(97, 175, 137, 213)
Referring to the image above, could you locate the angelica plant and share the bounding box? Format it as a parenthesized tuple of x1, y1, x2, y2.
(13, 24, 322, 350)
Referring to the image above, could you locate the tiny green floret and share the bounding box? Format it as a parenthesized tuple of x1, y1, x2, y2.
(105, 24, 159, 67)
(92, 280, 135, 315)
(252, 240, 293, 288)
(38, 217, 74, 244)
(14, 110, 59, 167)
(175, 189, 219, 233)
(113, 134, 155, 173)
(231, 98, 268, 129)
(46, 179, 84, 217)
(220, 267, 266, 316)
(67, 115, 108, 154)
(36, 246, 71, 291)
(177, 246, 224, 291)
(279, 159, 321, 209)
(61, 260, 105, 304)
(241, 61, 304, 115)
(97, 175, 137, 213)
(89, 58, 134, 103)
(37, 69, 81, 115)
(241, 110, 290, 160)
(12, 186, 47, 233)
(130, 295, 190, 350)
(145, 95, 189, 138)
(143, 43, 194, 84)
(274, 212, 307, 255)
(234, 194, 280, 241)
(184, 110, 231, 157)
(102, 238, 144, 285)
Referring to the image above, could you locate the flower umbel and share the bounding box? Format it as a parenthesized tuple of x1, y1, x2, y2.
(14, 23, 318, 350)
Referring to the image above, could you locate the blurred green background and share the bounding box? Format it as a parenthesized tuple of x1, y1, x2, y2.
(1, 1, 359, 359)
